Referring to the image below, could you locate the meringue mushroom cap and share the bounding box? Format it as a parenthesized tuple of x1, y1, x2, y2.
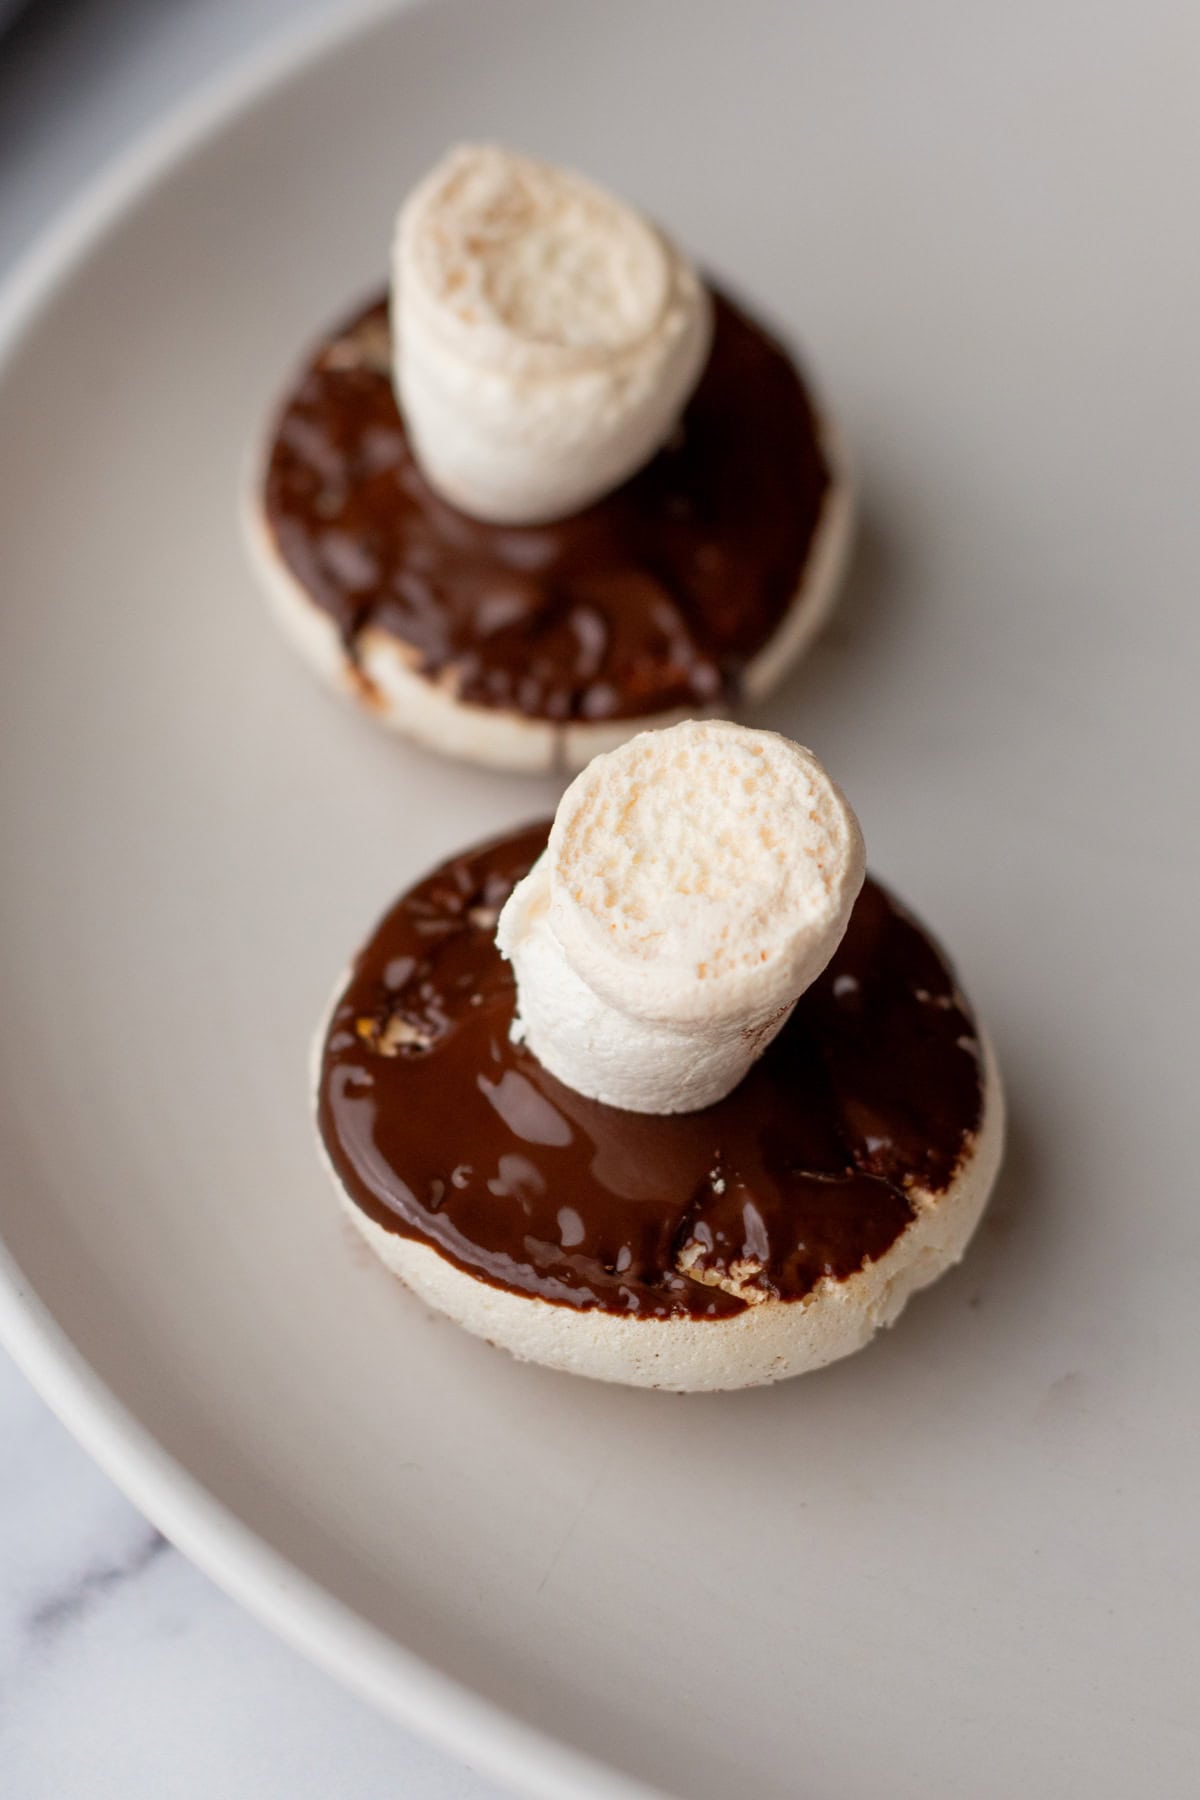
(325, 1032, 1004, 1392)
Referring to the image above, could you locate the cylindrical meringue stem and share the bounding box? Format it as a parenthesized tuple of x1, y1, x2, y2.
(392, 144, 713, 525)
(497, 719, 865, 1113)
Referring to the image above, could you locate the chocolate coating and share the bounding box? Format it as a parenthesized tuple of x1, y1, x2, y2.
(318, 824, 985, 1320)
(264, 289, 832, 722)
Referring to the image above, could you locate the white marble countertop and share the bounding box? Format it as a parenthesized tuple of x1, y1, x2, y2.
(0, 4, 503, 1794)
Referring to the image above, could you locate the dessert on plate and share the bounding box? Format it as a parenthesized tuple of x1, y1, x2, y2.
(315, 720, 1003, 1390)
(246, 145, 852, 771)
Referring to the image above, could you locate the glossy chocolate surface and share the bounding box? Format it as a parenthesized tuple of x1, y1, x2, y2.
(264, 289, 831, 722)
(318, 825, 984, 1319)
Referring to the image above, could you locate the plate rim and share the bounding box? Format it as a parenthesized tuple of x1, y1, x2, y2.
(0, 4, 664, 1794)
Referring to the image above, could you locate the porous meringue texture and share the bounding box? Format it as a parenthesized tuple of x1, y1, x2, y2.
(497, 720, 865, 1112)
(393, 143, 713, 523)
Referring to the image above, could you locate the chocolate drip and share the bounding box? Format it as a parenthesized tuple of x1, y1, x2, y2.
(264, 290, 831, 722)
(318, 825, 984, 1320)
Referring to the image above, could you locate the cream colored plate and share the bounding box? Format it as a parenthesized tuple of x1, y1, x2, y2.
(0, 2, 1196, 1796)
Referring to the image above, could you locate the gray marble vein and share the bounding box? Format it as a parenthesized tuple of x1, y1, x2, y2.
(0, 1354, 507, 1799)
(24, 1527, 170, 1644)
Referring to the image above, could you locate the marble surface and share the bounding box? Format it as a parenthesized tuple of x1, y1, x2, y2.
(0, 3, 502, 1795)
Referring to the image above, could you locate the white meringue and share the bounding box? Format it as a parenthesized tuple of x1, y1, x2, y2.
(496, 719, 866, 1113)
(392, 144, 713, 524)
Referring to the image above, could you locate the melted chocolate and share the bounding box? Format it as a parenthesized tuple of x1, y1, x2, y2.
(318, 825, 984, 1320)
(265, 290, 831, 722)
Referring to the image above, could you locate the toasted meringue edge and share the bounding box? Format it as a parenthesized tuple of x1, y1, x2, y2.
(241, 414, 854, 775)
(311, 978, 1004, 1392)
